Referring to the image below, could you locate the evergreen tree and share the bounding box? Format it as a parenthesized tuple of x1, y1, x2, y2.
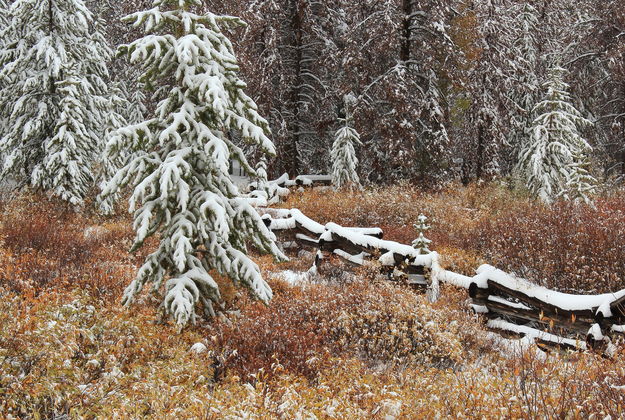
(507, 2, 541, 167)
(0, 0, 8, 34)
(97, 79, 146, 208)
(518, 65, 595, 203)
(104, 82, 130, 137)
(460, 0, 509, 182)
(96, 81, 130, 212)
(331, 124, 361, 189)
(0, 0, 111, 204)
(126, 85, 148, 125)
(331, 95, 361, 189)
(0, 0, 9, 141)
(562, 151, 597, 204)
(254, 156, 270, 199)
(101, 0, 286, 326)
(412, 214, 431, 255)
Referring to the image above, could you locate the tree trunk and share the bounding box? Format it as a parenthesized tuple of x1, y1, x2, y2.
(289, 0, 303, 176)
(475, 76, 488, 180)
(400, 0, 412, 63)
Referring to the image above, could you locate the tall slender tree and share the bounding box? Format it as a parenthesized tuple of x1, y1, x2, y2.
(506, 2, 542, 169)
(0, 0, 111, 204)
(235, 0, 333, 176)
(571, 0, 625, 179)
(0, 0, 8, 32)
(0, 0, 10, 142)
(331, 94, 361, 189)
(518, 65, 595, 203)
(459, 0, 508, 182)
(101, 0, 286, 326)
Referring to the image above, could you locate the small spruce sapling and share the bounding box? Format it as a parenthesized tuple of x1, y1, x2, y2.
(412, 214, 431, 255)
(254, 156, 270, 198)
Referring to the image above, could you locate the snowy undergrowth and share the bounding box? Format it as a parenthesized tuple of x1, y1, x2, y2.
(2, 187, 625, 418)
(2, 281, 625, 418)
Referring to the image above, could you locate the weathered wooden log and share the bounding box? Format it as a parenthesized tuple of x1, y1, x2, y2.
(406, 274, 428, 287)
(535, 337, 583, 352)
(487, 318, 588, 351)
(328, 232, 373, 255)
(294, 220, 323, 238)
(294, 234, 320, 249)
(317, 237, 340, 253)
(486, 280, 597, 323)
(609, 294, 625, 321)
(333, 249, 367, 267)
(484, 299, 592, 336)
(270, 174, 333, 188)
(404, 264, 425, 275)
(346, 227, 384, 239)
(294, 175, 333, 186)
(469, 282, 490, 301)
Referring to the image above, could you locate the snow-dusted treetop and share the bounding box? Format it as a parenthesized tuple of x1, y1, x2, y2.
(101, 0, 286, 326)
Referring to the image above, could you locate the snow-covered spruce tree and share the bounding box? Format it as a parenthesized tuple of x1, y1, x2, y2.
(253, 156, 271, 199)
(412, 214, 431, 255)
(0, 0, 111, 205)
(97, 79, 147, 212)
(507, 2, 541, 164)
(0, 0, 8, 35)
(518, 65, 595, 203)
(31, 73, 95, 203)
(0, 0, 9, 141)
(126, 85, 148, 125)
(331, 95, 361, 189)
(331, 123, 362, 189)
(562, 151, 597, 204)
(96, 82, 130, 212)
(100, 0, 286, 326)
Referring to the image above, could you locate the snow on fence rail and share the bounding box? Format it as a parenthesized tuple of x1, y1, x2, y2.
(249, 173, 332, 191)
(260, 207, 625, 354)
(244, 174, 332, 207)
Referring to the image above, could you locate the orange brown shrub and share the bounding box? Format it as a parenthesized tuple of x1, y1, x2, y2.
(213, 279, 477, 382)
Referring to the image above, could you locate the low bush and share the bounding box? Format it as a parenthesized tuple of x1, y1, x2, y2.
(214, 279, 478, 381)
(0, 194, 135, 298)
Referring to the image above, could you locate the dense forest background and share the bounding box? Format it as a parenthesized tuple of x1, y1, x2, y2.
(88, 0, 625, 186)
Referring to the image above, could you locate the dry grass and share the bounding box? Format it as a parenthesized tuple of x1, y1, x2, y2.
(1, 187, 625, 418)
(213, 279, 479, 382)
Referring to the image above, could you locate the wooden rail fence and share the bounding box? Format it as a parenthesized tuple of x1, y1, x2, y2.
(260, 207, 625, 355)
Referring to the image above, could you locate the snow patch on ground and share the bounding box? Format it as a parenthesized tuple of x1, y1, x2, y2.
(484, 332, 547, 361)
(271, 270, 311, 286)
(190, 342, 208, 354)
